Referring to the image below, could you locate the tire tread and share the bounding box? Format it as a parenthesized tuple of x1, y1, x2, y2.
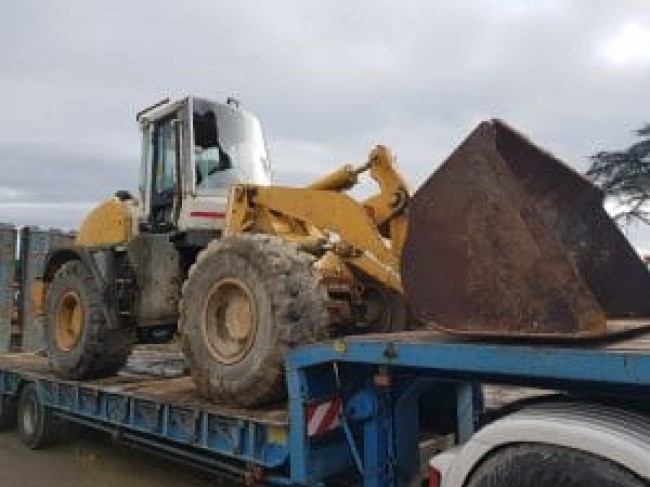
(466, 443, 645, 487)
(181, 235, 329, 406)
(44, 260, 134, 379)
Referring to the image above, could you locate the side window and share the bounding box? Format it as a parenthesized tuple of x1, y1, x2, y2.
(153, 119, 177, 195)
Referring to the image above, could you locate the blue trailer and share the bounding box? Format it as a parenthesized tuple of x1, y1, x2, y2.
(0, 322, 648, 486)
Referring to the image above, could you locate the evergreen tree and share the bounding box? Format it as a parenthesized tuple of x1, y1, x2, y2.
(587, 124, 650, 224)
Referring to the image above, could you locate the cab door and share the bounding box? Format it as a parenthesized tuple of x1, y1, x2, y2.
(148, 115, 181, 231)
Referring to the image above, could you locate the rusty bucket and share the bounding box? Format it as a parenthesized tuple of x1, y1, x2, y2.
(402, 120, 650, 337)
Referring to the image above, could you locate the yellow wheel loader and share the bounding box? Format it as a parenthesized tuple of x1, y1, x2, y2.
(39, 97, 650, 407)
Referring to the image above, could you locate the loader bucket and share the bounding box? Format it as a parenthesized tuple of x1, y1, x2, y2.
(402, 119, 650, 337)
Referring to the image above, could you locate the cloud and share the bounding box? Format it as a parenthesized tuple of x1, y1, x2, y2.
(0, 0, 649, 247)
(600, 21, 650, 66)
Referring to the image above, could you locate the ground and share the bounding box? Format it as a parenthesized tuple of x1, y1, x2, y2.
(0, 427, 233, 487)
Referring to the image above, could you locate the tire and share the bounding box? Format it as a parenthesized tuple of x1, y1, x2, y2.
(17, 383, 55, 449)
(181, 235, 330, 407)
(0, 395, 16, 431)
(43, 260, 135, 379)
(361, 283, 408, 332)
(466, 444, 645, 487)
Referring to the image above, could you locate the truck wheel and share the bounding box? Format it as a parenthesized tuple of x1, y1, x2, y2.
(181, 235, 330, 407)
(466, 444, 644, 487)
(0, 395, 17, 431)
(17, 383, 55, 449)
(44, 260, 135, 379)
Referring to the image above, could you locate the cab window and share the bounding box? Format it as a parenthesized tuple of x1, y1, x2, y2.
(153, 119, 177, 196)
(194, 109, 233, 190)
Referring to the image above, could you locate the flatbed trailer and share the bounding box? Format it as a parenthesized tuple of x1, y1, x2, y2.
(0, 322, 649, 486)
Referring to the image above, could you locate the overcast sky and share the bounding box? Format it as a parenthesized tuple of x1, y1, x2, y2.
(1, 1, 649, 249)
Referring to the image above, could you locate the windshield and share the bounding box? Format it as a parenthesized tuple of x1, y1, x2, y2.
(193, 100, 271, 194)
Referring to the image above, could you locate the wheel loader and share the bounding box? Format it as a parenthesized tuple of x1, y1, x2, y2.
(38, 96, 650, 407)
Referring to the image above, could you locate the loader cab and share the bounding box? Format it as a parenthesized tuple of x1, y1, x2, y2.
(137, 96, 271, 235)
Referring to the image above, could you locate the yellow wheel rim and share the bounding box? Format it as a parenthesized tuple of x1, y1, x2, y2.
(202, 278, 257, 364)
(55, 291, 84, 351)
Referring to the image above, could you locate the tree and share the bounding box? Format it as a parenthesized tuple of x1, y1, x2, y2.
(586, 124, 650, 225)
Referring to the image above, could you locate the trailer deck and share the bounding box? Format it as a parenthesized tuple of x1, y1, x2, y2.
(0, 350, 291, 483)
(0, 322, 648, 486)
(289, 320, 650, 394)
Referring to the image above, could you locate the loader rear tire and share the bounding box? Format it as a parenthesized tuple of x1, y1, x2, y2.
(43, 260, 135, 380)
(181, 235, 330, 407)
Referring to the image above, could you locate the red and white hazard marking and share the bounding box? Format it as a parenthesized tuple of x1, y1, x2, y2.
(306, 398, 342, 437)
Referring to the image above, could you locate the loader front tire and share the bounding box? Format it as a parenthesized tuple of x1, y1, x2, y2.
(181, 235, 330, 407)
(44, 260, 134, 379)
(361, 284, 408, 332)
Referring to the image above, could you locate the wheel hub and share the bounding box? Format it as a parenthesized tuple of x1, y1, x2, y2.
(54, 291, 84, 351)
(22, 399, 36, 437)
(202, 278, 257, 364)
